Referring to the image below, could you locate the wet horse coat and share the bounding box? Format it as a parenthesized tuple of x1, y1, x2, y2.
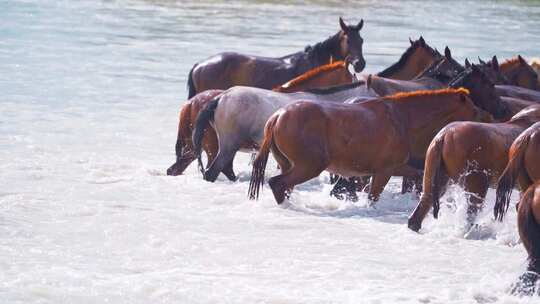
(192, 82, 377, 182)
(248, 88, 490, 205)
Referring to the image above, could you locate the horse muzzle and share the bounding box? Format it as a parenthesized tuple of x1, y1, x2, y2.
(351, 58, 366, 73)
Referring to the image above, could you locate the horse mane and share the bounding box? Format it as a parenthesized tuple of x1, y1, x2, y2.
(304, 81, 365, 95)
(383, 87, 470, 101)
(276, 61, 347, 90)
(304, 32, 341, 63)
(377, 38, 440, 77)
(500, 57, 522, 71)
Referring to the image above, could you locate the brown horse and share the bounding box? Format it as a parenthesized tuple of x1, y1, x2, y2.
(166, 90, 239, 179)
(377, 36, 442, 80)
(407, 105, 540, 232)
(494, 121, 540, 220)
(187, 18, 366, 98)
(510, 181, 540, 296)
(499, 56, 540, 90)
(248, 88, 491, 205)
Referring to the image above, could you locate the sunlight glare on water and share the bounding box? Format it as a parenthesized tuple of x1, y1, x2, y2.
(2, 0, 540, 302)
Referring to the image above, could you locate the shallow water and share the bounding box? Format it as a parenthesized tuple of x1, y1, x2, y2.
(2, 0, 540, 303)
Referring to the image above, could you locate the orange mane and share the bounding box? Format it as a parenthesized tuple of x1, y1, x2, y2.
(383, 88, 470, 101)
(275, 61, 347, 90)
(500, 57, 524, 71)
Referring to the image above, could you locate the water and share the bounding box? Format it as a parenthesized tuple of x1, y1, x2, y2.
(2, 0, 540, 302)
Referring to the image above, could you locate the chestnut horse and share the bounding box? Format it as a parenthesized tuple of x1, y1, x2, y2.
(499, 55, 540, 91)
(494, 121, 540, 220)
(510, 181, 540, 296)
(167, 90, 226, 177)
(187, 18, 366, 98)
(407, 105, 540, 232)
(273, 61, 353, 93)
(192, 82, 376, 182)
(248, 88, 491, 204)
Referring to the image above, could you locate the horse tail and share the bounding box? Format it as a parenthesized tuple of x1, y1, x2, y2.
(187, 64, 197, 99)
(248, 114, 279, 200)
(494, 133, 531, 221)
(175, 103, 191, 159)
(192, 97, 219, 174)
(520, 186, 540, 275)
(426, 134, 446, 219)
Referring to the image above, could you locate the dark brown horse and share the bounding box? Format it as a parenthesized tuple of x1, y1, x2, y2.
(494, 121, 540, 220)
(471, 56, 509, 85)
(377, 36, 441, 80)
(510, 181, 540, 296)
(248, 88, 491, 205)
(186, 18, 366, 98)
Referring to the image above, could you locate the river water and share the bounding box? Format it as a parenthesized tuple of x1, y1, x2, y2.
(2, 0, 540, 303)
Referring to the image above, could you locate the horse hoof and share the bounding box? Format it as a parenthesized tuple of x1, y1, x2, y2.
(203, 171, 218, 182)
(407, 220, 421, 232)
(166, 164, 180, 176)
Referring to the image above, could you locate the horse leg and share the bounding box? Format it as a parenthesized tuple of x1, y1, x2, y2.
(408, 169, 449, 232)
(330, 177, 359, 202)
(368, 173, 392, 203)
(202, 128, 237, 182)
(401, 177, 414, 194)
(268, 159, 326, 205)
(357, 176, 371, 193)
(512, 186, 540, 296)
(203, 141, 241, 182)
(462, 172, 489, 225)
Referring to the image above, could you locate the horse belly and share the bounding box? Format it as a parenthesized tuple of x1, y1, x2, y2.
(325, 120, 406, 177)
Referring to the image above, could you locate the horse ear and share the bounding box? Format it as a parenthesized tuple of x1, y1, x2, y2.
(518, 55, 527, 65)
(419, 36, 425, 44)
(409, 37, 413, 45)
(492, 55, 499, 71)
(471, 63, 480, 73)
(478, 56, 486, 64)
(444, 46, 451, 59)
(339, 17, 348, 32)
(356, 19, 364, 31)
(465, 58, 471, 68)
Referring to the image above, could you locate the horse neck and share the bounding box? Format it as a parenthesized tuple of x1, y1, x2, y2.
(501, 66, 520, 83)
(302, 33, 342, 69)
(286, 65, 350, 93)
(382, 48, 438, 80)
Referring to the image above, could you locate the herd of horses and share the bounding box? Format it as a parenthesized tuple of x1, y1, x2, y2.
(167, 18, 540, 295)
